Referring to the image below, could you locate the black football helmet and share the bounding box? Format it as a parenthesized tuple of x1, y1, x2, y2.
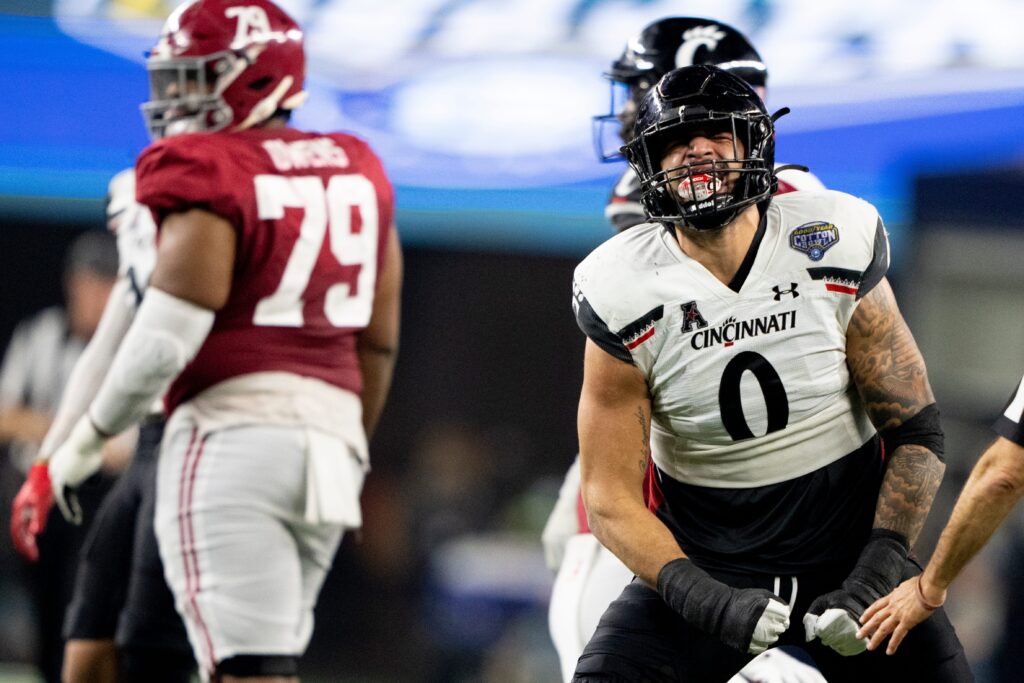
(594, 17, 767, 161)
(621, 64, 775, 231)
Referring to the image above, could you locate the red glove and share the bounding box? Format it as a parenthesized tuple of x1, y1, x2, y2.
(10, 462, 54, 562)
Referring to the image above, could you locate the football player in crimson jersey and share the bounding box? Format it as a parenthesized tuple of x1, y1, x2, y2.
(858, 372, 1024, 655)
(544, 19, 824, 682)
(570, 65, 970, 681)
(10, 0, 402, 680)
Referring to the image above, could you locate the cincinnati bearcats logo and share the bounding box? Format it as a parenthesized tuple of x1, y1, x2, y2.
(680, 300, 709, 332)
(675, 25, 727, 67)
(772, 283, 799, 300)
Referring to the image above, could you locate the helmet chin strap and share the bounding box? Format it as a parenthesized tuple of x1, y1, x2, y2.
(281, 91, 308, 110)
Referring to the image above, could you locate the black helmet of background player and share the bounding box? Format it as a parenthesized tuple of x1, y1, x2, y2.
(622, 65, 775, 231)
(594, 17, 767, 161)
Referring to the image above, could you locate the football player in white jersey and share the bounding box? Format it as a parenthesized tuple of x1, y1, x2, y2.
(10, 169, 195, 683)
(544, 18, 824, 681)
(858, 372, 1024, 655)
(570, 65, 972, 681)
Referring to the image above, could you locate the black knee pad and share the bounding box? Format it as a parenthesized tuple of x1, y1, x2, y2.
(216, 654, 298, 678)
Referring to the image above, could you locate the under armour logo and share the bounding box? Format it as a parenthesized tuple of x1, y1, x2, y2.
(772, 283, 799, 301)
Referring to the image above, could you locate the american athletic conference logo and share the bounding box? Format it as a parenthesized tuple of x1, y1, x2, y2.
(789, 221, 839, 261)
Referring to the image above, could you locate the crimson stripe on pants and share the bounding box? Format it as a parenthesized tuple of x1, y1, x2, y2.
(176, 428, 217, 675)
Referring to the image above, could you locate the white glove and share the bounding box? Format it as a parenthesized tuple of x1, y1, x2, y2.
(803, 607, 868, 656)
(48, 416, 107, 525)
(727, 646, 828, 683)
(541, 459, 584, 571)
(541, 498, 581, 571)
(749, 598, 792, 655)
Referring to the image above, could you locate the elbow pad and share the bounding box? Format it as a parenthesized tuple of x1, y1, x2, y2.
(89, 288, 214, 436)
(879, 402, 944, 461)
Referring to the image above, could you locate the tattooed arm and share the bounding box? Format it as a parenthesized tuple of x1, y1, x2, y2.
(577, 338, 683, 586)
(846, 278, 945, 546)
(801, 278, 945, 656)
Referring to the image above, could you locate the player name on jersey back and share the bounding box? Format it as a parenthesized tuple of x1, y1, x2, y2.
(262, 137, 351, 171)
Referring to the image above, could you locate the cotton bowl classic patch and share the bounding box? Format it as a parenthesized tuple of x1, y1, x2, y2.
(789, 221, 839, 261)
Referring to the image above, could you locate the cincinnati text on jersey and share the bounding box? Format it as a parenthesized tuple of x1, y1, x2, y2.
(689, 310, 797, 350)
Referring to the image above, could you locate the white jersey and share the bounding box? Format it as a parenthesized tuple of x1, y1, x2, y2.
(574, 190, 890, 573)
(107, 168, 157, 307)
(32, 169, 159, 459)
(109, 168, 163, 416)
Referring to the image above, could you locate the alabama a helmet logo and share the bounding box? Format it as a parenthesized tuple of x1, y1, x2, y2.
(675, 25, 726, 67)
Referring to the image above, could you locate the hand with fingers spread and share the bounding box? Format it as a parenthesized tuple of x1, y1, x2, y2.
(856, 575, 944, 655)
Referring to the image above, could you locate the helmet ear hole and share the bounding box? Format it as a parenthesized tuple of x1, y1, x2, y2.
(248, 76, 273, 91)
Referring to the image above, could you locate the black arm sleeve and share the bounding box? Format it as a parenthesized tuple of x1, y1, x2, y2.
(573, 289, 632, 364)
(993, 374, 1024, 446)
(857, 217, 889, 300)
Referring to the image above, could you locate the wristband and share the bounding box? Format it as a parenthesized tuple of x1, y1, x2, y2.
(915, 576, 944, 611)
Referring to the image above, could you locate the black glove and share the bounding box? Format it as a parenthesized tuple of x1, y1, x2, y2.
(803, 529, 909, 655)
(657, 558, 790, 654)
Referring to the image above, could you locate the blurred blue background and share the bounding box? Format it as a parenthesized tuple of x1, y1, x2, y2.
(5, 0, 1024, 257)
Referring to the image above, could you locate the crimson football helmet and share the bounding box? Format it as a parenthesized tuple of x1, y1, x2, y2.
(622, 65, 775, 231)
(141, 0, 307, 139)
(594, 17, 767, 161)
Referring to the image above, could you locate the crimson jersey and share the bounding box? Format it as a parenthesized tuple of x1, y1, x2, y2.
(136, 127, 394, 413)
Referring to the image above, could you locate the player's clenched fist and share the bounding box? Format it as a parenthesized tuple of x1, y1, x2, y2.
(658, 558, 791, 654)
